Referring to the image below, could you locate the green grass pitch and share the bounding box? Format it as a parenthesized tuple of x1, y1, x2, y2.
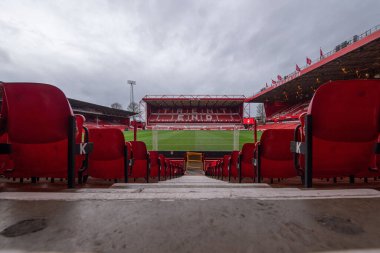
(124, 130, 262, 151)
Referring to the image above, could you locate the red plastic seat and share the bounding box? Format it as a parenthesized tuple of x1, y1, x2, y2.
(294, 80, 380, 186)
(149, 151, 160, 179)
(165, 158, 172, 179)
(239, 143, 256, 182)
(0, 83, 88, 187)
(158, 154, 166, 180)
(217, 159, 223, 179)
(222, 155, 231, 179)
(88, 128, 128, 180)
(210, 160, 218, 177)
(229, 151, 239, 181)
(128, 141, 149, 182)
(205, 161, 213, 176)
(257, 129, 297, 180)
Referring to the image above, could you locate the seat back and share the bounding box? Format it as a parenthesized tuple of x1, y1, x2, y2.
(308, 80, 380, 177)
(89, 128, 125, 161)
(88, 128, 126, 179)
(128, 141, 148, 179)
(310, 80, 379, 142)
(241, 143, 255, 163)
(222, 155, 230, 177)
(260, 129, 296, 178)
(149, 151, 159, 178)
(1, 83, 74, 178)
(159, 154, 166, 178)
(240, 143, 256, 178)
(2, 83, 73, 144)
(229, 151, 240, 178)
(129, 141, 148, 160)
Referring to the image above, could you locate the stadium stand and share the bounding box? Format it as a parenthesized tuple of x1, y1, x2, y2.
(68, 98, 134, 130)
(247, 24, 380, 132)
(266, 101, 309, 122)
(143, 95, 245, 130)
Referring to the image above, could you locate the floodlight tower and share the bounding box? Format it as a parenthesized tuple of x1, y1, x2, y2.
(127, 80, 136, 120)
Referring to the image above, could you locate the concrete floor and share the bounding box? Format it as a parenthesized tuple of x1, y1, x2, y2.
(1, 175, 380, 253)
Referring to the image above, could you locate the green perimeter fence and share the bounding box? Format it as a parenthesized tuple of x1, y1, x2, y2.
(124, 130, 261, 151)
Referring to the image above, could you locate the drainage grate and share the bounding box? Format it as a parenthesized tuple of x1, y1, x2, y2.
(1, 218, 47, 237)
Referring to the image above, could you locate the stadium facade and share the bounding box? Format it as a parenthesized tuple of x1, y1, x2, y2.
(142, 95, 246, 130)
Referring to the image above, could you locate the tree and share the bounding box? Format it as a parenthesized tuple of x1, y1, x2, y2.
(111, 102, 122, 110)
(127, 102, 142, 115)
(256, 103, 266, 123)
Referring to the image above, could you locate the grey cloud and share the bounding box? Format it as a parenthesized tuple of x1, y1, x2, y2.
(0, 48, 11, 64)
(0, 0, 379, 109)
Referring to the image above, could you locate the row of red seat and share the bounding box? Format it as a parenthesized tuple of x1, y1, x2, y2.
(0, 83, 184, 187)
(146, 124, 244, 130)
(267, 101, 309, 122)
(148, 115, 242, 123)
(207, 80, 380, 187)
(205, 129, 298, 181)
(152, 108, 239, 114)
(89, 132, 184, 182)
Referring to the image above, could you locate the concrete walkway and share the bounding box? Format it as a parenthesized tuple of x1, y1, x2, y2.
(1, 175, 380, 253)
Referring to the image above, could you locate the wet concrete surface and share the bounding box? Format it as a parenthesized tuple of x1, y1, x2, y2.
(1, 198, 380, 252)
(0, 176, 380, 253)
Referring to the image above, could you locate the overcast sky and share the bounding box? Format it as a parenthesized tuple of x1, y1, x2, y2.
(0, 0, 379, 110)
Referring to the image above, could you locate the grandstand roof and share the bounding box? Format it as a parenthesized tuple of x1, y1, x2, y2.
(68, 98, 136, 118)
(143, 95, 246, 107)
(246, 25, 380, 104)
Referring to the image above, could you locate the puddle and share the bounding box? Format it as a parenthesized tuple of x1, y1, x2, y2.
(1, 218, 47, 237)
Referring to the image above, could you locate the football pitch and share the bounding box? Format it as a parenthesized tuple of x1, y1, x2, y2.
(124, 130, 262, 151)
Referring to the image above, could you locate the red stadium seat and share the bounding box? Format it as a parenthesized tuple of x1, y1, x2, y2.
(149, 151, 160, 180)
(205, 160, 216, 177)
(255, 129, 297, 181)
(128, 141, 150, 182)
(229, 151, 239, 181)
(0, 82, 92, 187)
(221, 155, 231, 180)
(88, 128, 128, 181)
(239, 143, 256, 182)
(204, 161, 212, 176)
(159, 154, 167, 180)
(165, 158, 172, 179)
(215, 159, 222, 179)
(291, 80, 380, 187)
